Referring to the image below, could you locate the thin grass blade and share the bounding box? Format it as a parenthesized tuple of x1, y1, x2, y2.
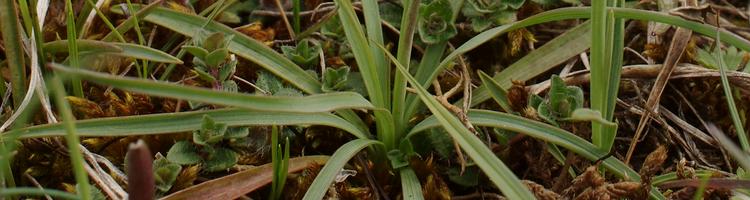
(380, 45, 536, 199)
(393, 0, 421, 135)
(333, 0, 396, 149)
(361, 0, 391, 109)
(49, 76, 91, 200)
(110, 5, 322, 94)
(0, 188, 80, 200)
(399, 167, 424, 200)
(409, 109, 666, 199)
(3, 108, 368, 140)
(44, 40, 183, 64)
(470, 21, 591, 106)
(1, 0, 28, 106)
(714, 30, 749, 151)
(400, 167, 424, 200)
(50, 64, 373, 113)
(303, 139, 382, 200)
(477, 71, 513, 113)
(436, 7, 750, 100)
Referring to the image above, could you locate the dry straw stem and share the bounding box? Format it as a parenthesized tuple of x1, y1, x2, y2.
(626, 25, 693, 165)
(528, 64, 750, 95)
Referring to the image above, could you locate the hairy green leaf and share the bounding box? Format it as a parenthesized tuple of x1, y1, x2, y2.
(166, 141, 202, 165)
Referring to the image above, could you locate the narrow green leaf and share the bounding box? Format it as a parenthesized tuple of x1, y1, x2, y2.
(400, 167, 425, 200)
(44, 40, 183, 64)
(380, 45, 535, 199)
(303, 139, 382, 200)
(333, 0, 389, 108)
(49, 76, 91, 200)
(442, 7, 750, 105)
(65, 0, 84, 97)
(0, 0, 27, 106)
(591, 0, 625, 154)
(0, 188, 80, 200)
(589, 0, 608, 151)
(470, 21, 591, 106)
(271, 126, 280, 200)
(393, 0, 421, 136)
(361, 0, 391, 108)
(410, 110, 666, 199)
(50, 64, 373, 113)
(110, 5, 322, 94)
(477, 71, 513, 113)
(714, 30, 750, 151)
(404, 43, 447, 121)
(333, 0, 396, 150)
(3, 108, 369, 140)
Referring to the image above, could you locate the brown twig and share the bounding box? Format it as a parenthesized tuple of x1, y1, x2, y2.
(356, 155, 389, 200)
(671, 85, 734, 169)
(252, 2, 360, 17)
(23, 173, 53, 200)
(432, 79, 467, 174)
(272, 0, 296, 39)
(528, 64, 750, 94)
(626, 24, 694, 165)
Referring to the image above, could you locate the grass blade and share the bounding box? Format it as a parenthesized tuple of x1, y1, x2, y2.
(101, 1, 161, 42)
(591, 0, 625, 153)
(362, 0, 391, 109)
(404, 43, 447, 121)
(65, 0, 84, 97)
(303, 139, 382, 200)
(0, 187, 80, 200)
(380, 45, 536, 199)
(470, 21, 591, 106)
(588, 0, 607, 151)
(44, 40, 183, 64)
(400, 167, 424, 200)
(49, 76, 91, 200)
(409, 109, 667, 199)
(2, 108, 369, 140)
(333, 0, 396, 149)
(332, 0, 389, 108)
(292, 0, 301, 34)
(50, 64, 373, 113)
(393, 0, 421, 135)
(435, 7, 750, 99)
(110, 5, 322, 94)
(1, 0, 28, 106)
(477, 71, 513, 113)
(714, 29, 749, 151)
